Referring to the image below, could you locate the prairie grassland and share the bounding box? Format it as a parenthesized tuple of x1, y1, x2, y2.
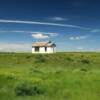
(0, 52, 100, 100)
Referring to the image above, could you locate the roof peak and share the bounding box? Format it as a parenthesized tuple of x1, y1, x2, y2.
(32, 41, 56, 47)
(34, 41, 51, 43)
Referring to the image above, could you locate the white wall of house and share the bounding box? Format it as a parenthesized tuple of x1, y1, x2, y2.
(47, 47, 53, 53)
(32, 47, 35, 53)
(39, 47, 45, 53)
(32, 47, 55, 53)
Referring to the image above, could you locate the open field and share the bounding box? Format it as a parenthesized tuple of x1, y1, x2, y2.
(0, 52, 100, 100)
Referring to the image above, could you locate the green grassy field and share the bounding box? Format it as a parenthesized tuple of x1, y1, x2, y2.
(0, 52, 100, 100)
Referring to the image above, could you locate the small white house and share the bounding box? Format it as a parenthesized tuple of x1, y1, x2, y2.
(32, 41, 56, 53)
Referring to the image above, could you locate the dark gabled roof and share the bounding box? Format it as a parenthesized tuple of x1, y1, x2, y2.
(32, 41, 56, 47)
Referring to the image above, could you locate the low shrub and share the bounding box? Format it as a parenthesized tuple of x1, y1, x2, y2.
(80, 68, 87, 72)
(80, 55, 84, 58)
(26, 55, 31, 59)
(0, 74, 16, 80)
(35, 55, 46, 63)
(65, 57, 73, 61)
(15, 82, 45, 96)
(81, 59, 90, 64)
(6, 74, 16, 80)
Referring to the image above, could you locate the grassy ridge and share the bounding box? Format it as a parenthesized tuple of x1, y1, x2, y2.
(0, 52, 100, 100)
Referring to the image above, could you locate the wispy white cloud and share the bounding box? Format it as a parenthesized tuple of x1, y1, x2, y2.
(69, 35, 89, 40)
(49, 17, 68, 21)
(90, 29, 100, 33)
(77, 47, 84, 50)
(32, 32, 58, 39)
(32, 33, 49, 39)
(0, 19, 90, 30)
(0, 30, 32, 33)
(43, 32, 58, 36)
(0, 30, 58, 39)
(0, 42, 31, 52)
(0, 30, 58, 36)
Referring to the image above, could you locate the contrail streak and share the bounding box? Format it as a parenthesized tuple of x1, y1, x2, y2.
(0, 19, 90, 30)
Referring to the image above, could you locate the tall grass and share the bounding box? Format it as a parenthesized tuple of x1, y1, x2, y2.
(0, 52, 100, 100)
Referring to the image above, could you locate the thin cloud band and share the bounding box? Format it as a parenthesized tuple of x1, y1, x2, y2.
(0, 19, 90, 30)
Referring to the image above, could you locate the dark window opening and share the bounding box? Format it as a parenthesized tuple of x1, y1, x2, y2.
(35, 47, 39, 52)
(45, 47, 47, 52)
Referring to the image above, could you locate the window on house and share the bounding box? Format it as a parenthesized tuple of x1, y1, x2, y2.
(35, 47, 39, 52)
(45, 47, 47, 52)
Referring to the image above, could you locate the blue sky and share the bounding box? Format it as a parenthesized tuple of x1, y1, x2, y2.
(0, 0, 100, 52)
